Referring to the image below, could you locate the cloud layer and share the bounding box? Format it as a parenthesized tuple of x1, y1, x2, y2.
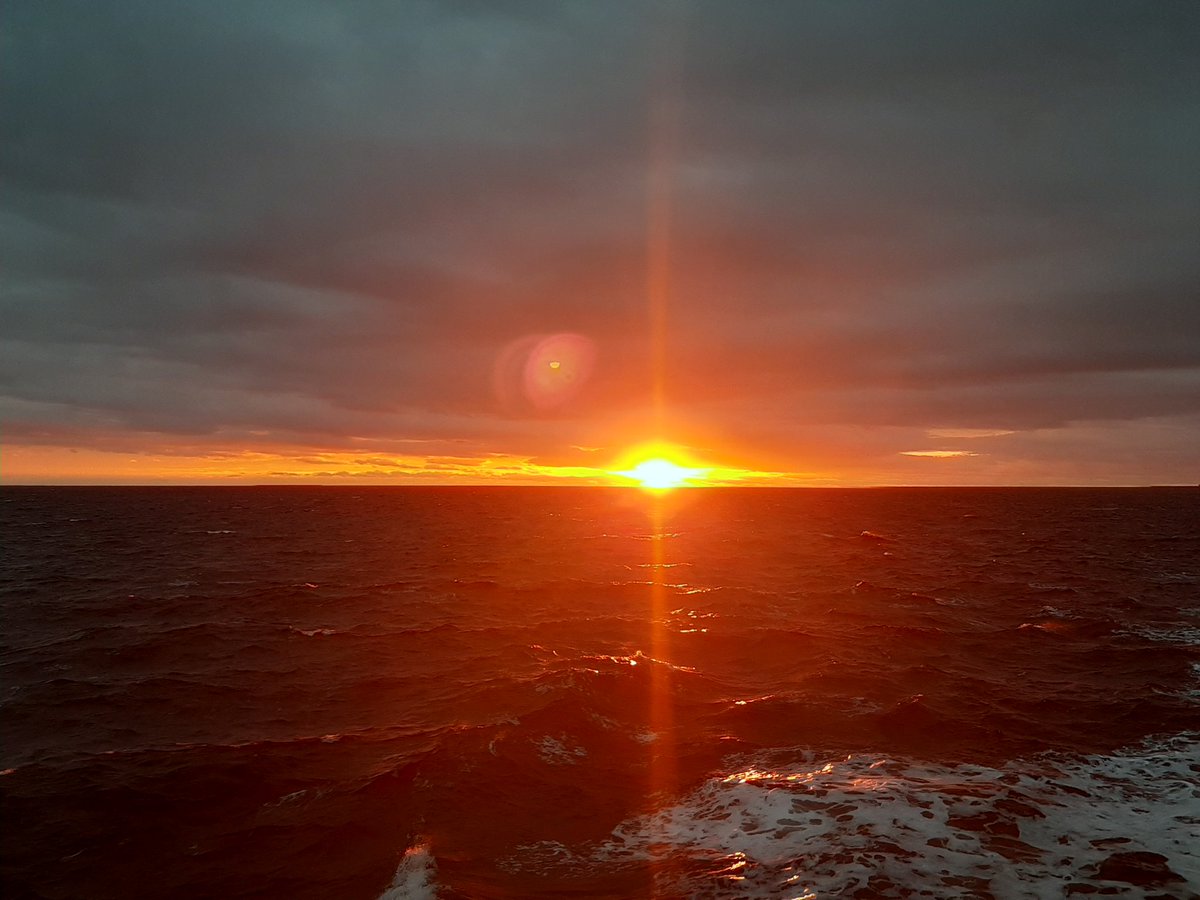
(3, 1, 1198, 483)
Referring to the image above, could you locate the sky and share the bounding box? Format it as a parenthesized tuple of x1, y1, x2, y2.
(3, 0, 1198, 486)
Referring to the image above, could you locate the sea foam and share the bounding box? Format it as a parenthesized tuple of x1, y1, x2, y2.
(578, 735, 1200, 898)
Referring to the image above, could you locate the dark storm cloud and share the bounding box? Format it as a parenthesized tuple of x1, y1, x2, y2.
(2, 0, 1198, 477)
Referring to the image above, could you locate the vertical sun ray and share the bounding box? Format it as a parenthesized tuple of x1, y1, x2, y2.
(643, 10, 688, 888)
(646, 0, 686, 437)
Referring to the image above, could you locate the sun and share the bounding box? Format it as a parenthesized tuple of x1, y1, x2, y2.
(615, 457, 706, 490)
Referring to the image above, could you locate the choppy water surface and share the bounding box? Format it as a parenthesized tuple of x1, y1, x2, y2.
(2, 486, 1198, 898)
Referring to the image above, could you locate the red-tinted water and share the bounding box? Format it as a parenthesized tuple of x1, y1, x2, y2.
(2, 487, 1198, 897)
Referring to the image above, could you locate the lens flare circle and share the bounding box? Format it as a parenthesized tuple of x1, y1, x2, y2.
(493, 333, 596, 412)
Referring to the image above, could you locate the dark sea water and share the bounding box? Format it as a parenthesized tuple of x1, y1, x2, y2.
(2, 486, 1198, 899)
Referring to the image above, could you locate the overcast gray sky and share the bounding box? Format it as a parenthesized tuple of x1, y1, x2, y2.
(3, 0, 1198, 484)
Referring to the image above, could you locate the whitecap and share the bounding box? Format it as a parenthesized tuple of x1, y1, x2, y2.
(536, 734, 587, 765)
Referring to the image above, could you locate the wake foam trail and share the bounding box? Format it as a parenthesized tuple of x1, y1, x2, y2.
(514, 734, 1200, 898)
(378, 842, 440, 900)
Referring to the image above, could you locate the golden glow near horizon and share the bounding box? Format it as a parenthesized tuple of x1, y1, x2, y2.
(0, 440, 831, 486)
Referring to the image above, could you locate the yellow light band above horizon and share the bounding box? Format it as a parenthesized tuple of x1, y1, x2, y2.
(1, 441, 823, 486)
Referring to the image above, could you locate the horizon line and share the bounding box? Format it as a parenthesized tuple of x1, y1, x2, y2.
(1, 482, 1195, 490)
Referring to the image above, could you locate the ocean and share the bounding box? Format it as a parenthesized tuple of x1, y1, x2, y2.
(1, 486, 1197, 899)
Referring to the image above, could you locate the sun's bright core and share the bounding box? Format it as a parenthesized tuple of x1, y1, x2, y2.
(619, 458, 701, 490)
